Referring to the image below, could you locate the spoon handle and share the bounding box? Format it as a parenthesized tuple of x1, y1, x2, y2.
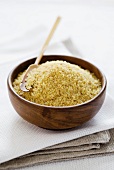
(35, 16, 61, 65)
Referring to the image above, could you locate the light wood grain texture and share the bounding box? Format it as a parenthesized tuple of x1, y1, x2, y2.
(7, 55, 107, 130)
(20, 16, 61, 91)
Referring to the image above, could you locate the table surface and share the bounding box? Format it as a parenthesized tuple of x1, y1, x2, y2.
(0, 0, 114, 169)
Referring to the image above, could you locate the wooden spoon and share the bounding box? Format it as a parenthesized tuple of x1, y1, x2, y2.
(20, 16, 61, 92)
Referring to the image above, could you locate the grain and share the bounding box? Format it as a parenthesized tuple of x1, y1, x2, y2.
(13, 60, 101, 106)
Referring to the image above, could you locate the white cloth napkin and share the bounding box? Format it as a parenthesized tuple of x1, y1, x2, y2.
(0, 40, 114, 164)
(0, 130, 113, 169)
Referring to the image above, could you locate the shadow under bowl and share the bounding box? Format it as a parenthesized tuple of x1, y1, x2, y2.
(7, 55, 107, 130)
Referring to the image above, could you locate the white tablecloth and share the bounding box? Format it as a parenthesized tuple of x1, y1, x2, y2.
(0, 0, 114, 169)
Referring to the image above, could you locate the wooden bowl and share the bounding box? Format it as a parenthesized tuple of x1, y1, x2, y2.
(7, 55, 107, 130)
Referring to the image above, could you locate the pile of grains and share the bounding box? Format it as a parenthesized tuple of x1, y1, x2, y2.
(13, 60, 101, 106)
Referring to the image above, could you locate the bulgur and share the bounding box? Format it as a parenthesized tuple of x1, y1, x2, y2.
(13, 60, 101, 106)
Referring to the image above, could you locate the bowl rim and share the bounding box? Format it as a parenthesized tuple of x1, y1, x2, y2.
(7, 55, 107, 109)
